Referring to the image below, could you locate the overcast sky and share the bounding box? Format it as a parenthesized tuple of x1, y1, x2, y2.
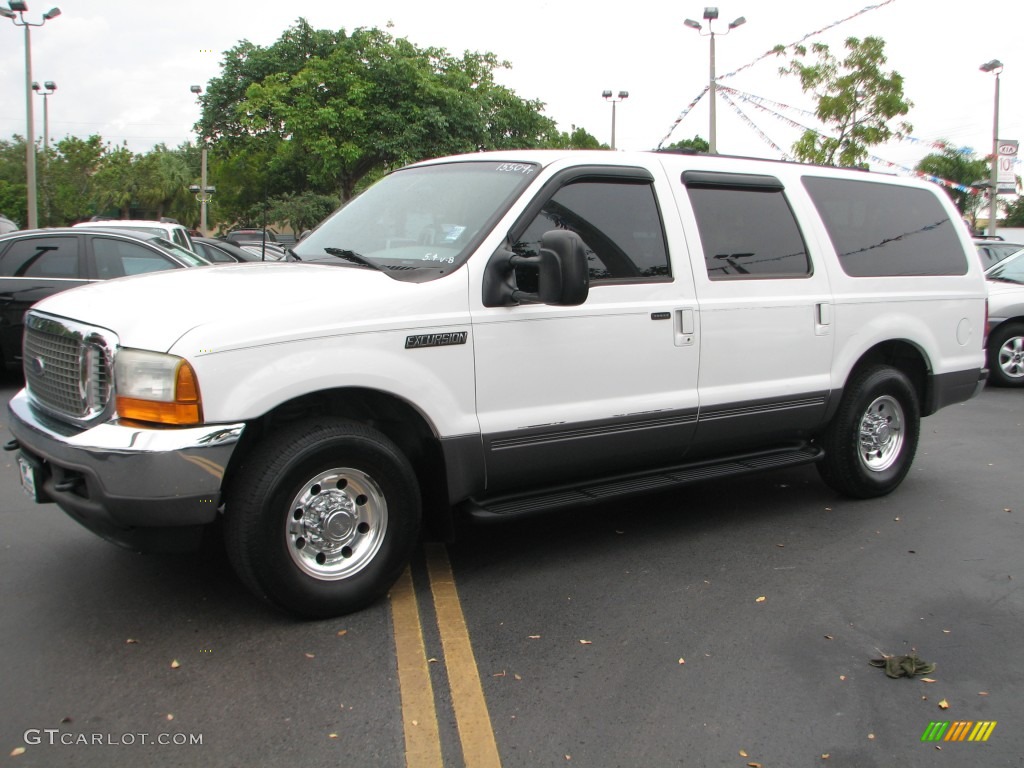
(1, 0, 1021, 183)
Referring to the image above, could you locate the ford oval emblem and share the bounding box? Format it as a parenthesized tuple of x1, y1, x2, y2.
(29, 356, 45, 377)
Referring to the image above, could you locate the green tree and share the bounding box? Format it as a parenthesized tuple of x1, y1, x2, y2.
(1005, 195, 1024, 227)
(775, 36, 912, 167)
(665, 136, 710, 153)
(0, 137, 28, 226)
(199, 21, 559, 202)
(914, 143, 990, 230)
(45, 135, 105, 224)
(91, 145, 141, 219)
(259, 191, 339, 234)
(542, 125, 606, 150)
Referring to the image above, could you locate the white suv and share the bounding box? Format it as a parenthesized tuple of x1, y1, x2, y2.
(73, 218, 195, 252)
(9, 150, 988, 618)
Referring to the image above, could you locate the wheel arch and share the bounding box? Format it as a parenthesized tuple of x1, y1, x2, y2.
(223, 387, 457, 541)
(832, 339, 931, 417)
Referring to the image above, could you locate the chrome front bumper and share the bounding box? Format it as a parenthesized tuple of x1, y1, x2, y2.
(7, 389, 246, 549)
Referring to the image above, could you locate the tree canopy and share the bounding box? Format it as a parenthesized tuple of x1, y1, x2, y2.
(775, 36, 912, 167)
(197, 20, 561, 203)
(914, 143, 990, 230)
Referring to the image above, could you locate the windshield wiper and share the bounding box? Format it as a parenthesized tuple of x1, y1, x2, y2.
(323, 247, 382, 271)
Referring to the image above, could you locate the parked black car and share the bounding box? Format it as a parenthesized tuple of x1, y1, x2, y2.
(0, 227, 209, 371)
(225, 228, 277, 245)
(192, 236, 261, 263)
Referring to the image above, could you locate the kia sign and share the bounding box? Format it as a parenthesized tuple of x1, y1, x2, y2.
(997, 140, 1018, 194)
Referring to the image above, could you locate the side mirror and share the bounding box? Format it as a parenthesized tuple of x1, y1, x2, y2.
(482, 230, 590, 307)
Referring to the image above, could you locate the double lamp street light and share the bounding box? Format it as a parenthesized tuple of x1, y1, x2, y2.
(1, 0, 61, 230)
(685, 6, 745, 155)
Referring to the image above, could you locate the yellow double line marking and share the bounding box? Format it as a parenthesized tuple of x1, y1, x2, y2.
(391, 543, 502, 768)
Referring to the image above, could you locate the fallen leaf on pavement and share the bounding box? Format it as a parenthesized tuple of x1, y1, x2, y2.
(939, 699, 949, 709)
(755, 596, 766, 603)
(10, 747, 25, 757)
(579, 640, 592, 645)
(170, 659, 180, 669)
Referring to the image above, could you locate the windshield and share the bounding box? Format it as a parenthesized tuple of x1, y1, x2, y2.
(293, 160, 539, 280)
(986, 248, 1024, 284)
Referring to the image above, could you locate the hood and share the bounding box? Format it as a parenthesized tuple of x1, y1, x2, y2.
(33, 262, 469, 353)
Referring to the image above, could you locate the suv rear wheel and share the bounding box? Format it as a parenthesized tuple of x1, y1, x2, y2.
(818, 365, 920, 499)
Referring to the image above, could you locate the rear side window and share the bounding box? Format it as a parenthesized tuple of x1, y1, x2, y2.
(92, 238, 177, 277)
(683, 172, 810, 279)
(802, 176, 967, 276)
(0, 236, 80, 278)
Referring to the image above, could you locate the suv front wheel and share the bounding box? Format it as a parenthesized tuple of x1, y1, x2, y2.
(817, 365, 921, 499)
(224, 418, 421, 619)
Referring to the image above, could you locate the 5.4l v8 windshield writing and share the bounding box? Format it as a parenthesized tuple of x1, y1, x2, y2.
(293, 160, 538, 281)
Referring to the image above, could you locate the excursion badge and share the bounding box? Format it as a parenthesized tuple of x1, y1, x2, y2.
(405, 332, 468, 349)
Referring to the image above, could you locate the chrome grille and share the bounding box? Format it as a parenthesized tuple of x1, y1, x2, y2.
(23, 312, 116, 424)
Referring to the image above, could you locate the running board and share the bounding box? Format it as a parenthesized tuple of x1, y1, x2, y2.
(462, 443, 823, 521)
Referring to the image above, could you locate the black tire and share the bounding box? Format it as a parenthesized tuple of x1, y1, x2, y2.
(986, 323, 1024, 388)
(817, 365, 920, 499)
(224, 418, 421, 619)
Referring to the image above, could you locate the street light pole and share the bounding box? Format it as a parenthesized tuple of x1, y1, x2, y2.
(32, 80, 56, 153)
(684, 7, 745, 154)
(32, 79, 55, 226)
(1, 2, 61, 230)
(601, 90, 629, 150)
(980, 59, 1003, 237)
(190, 85, 211, 235)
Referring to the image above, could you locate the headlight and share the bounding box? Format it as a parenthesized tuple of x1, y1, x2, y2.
(115, 349, 203, 425)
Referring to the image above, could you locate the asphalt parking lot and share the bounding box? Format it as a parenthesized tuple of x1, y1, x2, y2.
(1, 375, 1021, 768)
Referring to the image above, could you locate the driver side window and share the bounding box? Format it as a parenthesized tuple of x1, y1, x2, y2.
(513, 180, 671, 283)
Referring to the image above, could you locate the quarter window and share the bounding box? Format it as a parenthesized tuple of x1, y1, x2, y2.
(514, 180, 670, 282)
(802, 176, 967, 276)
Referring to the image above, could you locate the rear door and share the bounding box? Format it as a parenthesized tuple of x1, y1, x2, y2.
(676, 171, 834, 454)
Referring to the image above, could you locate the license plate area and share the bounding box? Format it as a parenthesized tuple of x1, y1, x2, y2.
(18, 455, 42, 502)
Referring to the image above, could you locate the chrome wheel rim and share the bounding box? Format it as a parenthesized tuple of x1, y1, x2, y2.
(286, 468, 387, 580)
(997, 334, 1024, 380)
(858, 395, 905, 472)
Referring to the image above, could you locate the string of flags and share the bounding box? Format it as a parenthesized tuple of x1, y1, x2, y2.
(658, 0, 897, 149)
(716, 89, 791, 159)
(655, 0, 1021, 195)
(715, 86, 1016, 195)
(656, 86, 709, 150)
(717, 0, 897, 82)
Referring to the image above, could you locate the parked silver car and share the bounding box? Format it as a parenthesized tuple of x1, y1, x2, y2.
(984, 248, 1024, 387)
